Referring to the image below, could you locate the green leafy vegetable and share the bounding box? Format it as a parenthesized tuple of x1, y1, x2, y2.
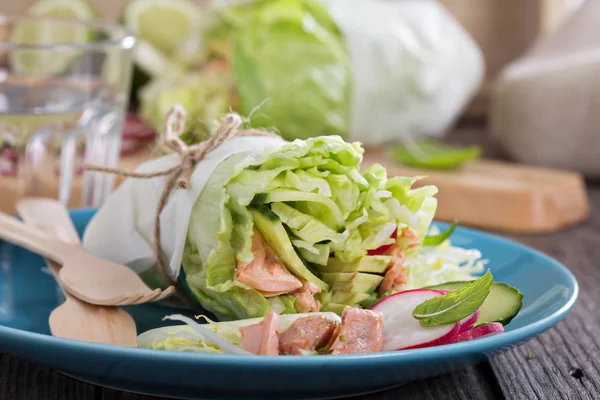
(232, 0, 351, 140)
(412, 270, 493, 327)
(268, 295, 298, 314)
(423, 223, 457, 247)
(139, 67, 234, 141)
(390, 139, 481, 170)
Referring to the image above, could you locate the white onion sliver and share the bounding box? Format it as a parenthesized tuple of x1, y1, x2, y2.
(163, 314, 254, 356)
(375, 190, 392, 199)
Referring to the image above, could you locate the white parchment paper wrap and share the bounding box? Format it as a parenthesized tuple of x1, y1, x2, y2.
(82, 136, 286, 284)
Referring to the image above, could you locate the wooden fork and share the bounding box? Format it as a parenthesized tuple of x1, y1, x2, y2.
(0, 199, 175, 306)
(16, 199, 138, 346)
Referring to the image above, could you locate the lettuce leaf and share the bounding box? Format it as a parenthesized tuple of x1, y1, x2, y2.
(232, 0, 351, 140)
(268, 295, 298, 314)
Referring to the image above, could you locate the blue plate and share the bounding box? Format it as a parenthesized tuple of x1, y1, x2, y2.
(0, 209, 578, 400)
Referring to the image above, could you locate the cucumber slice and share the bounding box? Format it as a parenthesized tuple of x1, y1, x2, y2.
(426, 281, 523, 326)
(249, 205, 329, 291)
(12, 0, 98, 75)
(331, 291, 370, 305)
(123, 0, 203, 71)
(320, 255, 392, 274)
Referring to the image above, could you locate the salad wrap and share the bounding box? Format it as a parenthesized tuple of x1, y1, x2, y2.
(83, 112, 485, 321)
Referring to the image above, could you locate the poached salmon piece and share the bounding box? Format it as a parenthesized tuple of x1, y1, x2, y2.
(235, 229, 303, 297)
(239, 310, 280, 355)
(379, 245, 408, 294)
(279, 316, 338, 355)
(378, 228, 419, 294)
(291, 282, 322, 313)
(329, 307, 384, 355)
(401, 227, 421, 249)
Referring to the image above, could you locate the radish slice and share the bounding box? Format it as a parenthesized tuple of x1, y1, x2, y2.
(458, 309, 481, 334)
(457, 322, 504, 342)
(370, 289, 460, 351)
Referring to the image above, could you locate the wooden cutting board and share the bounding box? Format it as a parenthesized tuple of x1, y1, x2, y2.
(363, 147, 590, 233)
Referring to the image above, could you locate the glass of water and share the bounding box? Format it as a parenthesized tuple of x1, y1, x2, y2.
(0, 16, 135, 214)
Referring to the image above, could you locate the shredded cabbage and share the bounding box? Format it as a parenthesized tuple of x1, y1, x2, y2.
(404, 226, 487, 290)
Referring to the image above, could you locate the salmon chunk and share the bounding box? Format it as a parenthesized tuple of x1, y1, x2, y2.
(329, 307, 384, 355)
(239, 310, 280, 355)
(279, 316, 338, 355)
(236, 230, 303, 297)
(291, 282, 322, 313)
(379, 245, 408, 294)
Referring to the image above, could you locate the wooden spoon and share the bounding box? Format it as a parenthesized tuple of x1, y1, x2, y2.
(16, 198, 138, 346)
(0, 205, 174, 306)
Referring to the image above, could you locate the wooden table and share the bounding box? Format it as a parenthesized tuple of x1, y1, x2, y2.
(1, 126, 599, 400)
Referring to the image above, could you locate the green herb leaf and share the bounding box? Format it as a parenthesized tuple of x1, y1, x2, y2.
(413, 270, 493, 327)
(389, 139, 481, 170)
(423, 223, 457, 246)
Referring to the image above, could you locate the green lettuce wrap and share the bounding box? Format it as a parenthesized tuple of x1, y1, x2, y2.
(181, 135, 439, 320)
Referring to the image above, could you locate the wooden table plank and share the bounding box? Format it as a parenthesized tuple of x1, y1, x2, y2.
(0, 354, 97, 400)
(81, 365, 497, 400)
(0, 356, 498, 400)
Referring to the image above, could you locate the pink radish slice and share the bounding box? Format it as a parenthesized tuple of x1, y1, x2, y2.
(370, 289, 460, 351)
(457, 323, 504, 342)
(458, 309, 481, 334)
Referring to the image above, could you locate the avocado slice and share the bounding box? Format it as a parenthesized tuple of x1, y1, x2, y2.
(250, 205, 329, 292)
(320, 255, 392, 274)
(331, 291, 371, 305)
(322, 272, 383, 285)
(322, 302, 347, 315)
(426, 281, 523, 326)
(314, 290, 332, 308)
(252, 190, 344, 230)
(322, 272, 383, 294)
(331, 280, 380, 294)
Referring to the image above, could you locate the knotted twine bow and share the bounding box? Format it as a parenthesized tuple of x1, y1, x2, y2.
(84, 106, 278, 308)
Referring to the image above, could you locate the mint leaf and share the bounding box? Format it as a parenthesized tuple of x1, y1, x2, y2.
(389, 139, 481, 170)
(413, 270, 493, 327)
(423, 223, 457, 246)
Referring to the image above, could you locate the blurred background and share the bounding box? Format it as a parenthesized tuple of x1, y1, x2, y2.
(3, 0, 584, 120)
(0, 0, 596, 233)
